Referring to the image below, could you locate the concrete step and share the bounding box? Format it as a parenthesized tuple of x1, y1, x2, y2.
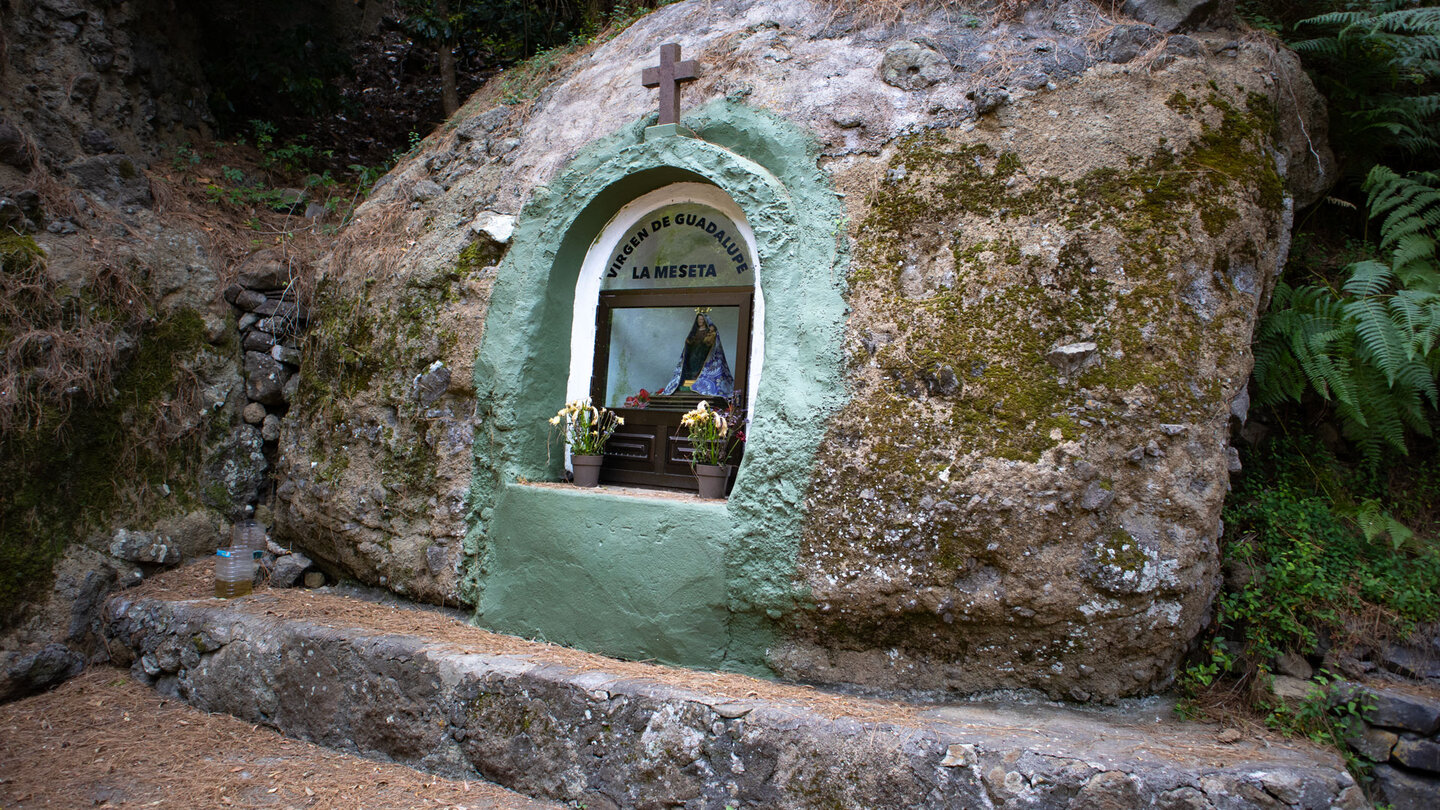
(104, 580, 1366, 809)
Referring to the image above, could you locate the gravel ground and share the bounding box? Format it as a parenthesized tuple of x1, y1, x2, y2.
(0, 666, 558, 810)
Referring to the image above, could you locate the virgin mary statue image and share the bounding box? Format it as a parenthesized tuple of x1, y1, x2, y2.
(661, 312, 734, 397)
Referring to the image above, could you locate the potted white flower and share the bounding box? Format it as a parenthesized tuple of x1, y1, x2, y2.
(680, 399, 744, 498)
(550, 399, 623, 487)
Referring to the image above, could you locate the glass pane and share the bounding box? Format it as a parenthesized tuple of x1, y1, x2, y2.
(605, 306, 740, 410)
(599, 203, 754, 291)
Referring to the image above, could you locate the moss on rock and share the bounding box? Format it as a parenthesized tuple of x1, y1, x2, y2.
(792, 75, 1292, 699)
(0, 307, 213, 625)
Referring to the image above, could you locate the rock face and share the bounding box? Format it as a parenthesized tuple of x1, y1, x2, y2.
(0, 0, 263, 693)
(268, 552, 315, 588)
(0, 0, 215, 173)
(0, 642, 86, 702)
(275, 0, 1333, 699)
(108, 529, 182, 566)
(1124, 0, 1235, 32)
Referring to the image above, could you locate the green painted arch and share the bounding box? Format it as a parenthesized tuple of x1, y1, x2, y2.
(464, 101, 848, 673)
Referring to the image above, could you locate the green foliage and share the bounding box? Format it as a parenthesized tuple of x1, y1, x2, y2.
(1182, 431, 1440, 698)
(170, 143, 204, 171)
(398, 0, 668, 65)
(1357, 497, 1418, 551)
(349, 162, 391, 194)
(197, 121, 358, 215)
(1191, 3, 1438, 779)
(498, 42, 583, 105)
(204, 171, 295, 211)
(1294, 2, 1440, 165)
(1254, 166, 1440, 457)
(400, 0, 566, 64)
(1221, 488, 1429, 658)
(249, 119, 333, 175)
(1265, 672, 1374, 773)
(192, 3, 351, 128)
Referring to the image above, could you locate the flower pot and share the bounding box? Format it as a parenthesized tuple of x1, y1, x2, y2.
(571, 454, 603, 488)
(695, 464, 730, 499)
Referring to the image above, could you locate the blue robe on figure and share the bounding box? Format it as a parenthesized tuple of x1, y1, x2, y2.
(661, 313, 734, 397)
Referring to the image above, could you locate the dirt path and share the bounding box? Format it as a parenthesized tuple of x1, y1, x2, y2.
(0, 667, 558, 809)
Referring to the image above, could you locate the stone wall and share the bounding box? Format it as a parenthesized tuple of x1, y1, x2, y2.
(1339, 682, 1440, 809)
(103, 589, 1367, 810)
(274, 0, 1334, 699)
(1268, 673, 1440, 810)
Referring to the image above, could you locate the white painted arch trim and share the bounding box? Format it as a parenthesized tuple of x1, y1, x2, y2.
(566, 182, 765, 427)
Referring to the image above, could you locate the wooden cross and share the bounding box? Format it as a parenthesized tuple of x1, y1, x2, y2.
(641, 43, 697, 126)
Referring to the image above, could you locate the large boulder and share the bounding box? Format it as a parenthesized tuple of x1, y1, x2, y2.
(276, 0, 1333, 699)
(1124, 0, 1235, 32)
(0, 643, 85, 702)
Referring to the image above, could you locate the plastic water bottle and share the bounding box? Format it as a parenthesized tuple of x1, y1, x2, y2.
(215, 548, 255, 598)
(232, 519, 266, 560)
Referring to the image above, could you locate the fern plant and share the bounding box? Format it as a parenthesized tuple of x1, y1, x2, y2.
(1357, 497, 1419, 551)
(1254, 167, 1440, 457)
(1293, 1, 1440, 165)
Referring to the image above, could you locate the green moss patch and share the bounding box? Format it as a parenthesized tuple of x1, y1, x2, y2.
(0, 308, 213, 626)
(848, 87, 1278, 462)
(803, 86, 1283, 588)
(297, 241, 490, 492)
(3, 232, 224, 625)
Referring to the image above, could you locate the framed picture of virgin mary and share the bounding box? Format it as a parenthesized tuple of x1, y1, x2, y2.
(591, 288, 752, 488)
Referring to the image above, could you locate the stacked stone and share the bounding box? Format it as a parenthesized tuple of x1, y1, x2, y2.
(1334, 682, 1440, 809)
(223, 251, 306, 446)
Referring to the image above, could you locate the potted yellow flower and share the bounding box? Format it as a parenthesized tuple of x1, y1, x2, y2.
(550, 399, 623, 487)
(680, 400, 739, 498)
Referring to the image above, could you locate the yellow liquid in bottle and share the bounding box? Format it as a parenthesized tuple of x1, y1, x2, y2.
(215, 578, 253, 599)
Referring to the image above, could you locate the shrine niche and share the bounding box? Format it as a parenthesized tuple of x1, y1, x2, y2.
(568, 187, 760, 490)
(429, 39, 847, 672)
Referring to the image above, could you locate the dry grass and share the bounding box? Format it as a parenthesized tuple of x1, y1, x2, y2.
(145, 143, 340, 297)
(0, 235, 146, 436)
(324, 197, 412, 289)
(2, 134, 368, 439)
(818, 0, 1062, 24)
(0, 666, 558, 809)
(27, 164, 83, 224)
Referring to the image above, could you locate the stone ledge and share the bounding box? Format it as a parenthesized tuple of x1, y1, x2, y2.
(104, 590, 1365, 809)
